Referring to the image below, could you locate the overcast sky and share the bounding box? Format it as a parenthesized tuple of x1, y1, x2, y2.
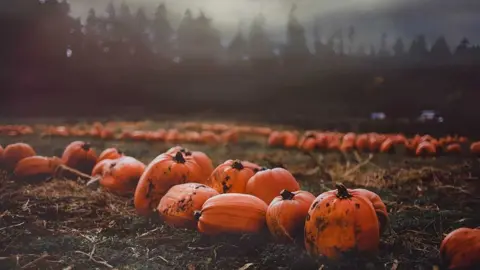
(67, 0, 480, 50)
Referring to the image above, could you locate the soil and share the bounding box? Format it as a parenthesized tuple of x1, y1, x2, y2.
(0, 120, 479, 270)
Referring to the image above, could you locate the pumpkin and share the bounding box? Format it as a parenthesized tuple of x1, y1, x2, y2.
(355, 134, 369, 152)
(440, 227, 480, 269)
(352, 188, 389, 234)
(100, 156, 146, 196)
(220, 130, 239, 144)
(158, 183, 218, 229)
(304, 183, 380, 260)
(207, 159, 260, 194)
(268, 131, 285, 147)
(298, 134, 317, 152)
(194, 193, 268, 235)
(2, 143, 36, 171)
(266, 189, 315, 242)
(379, 138, 395, 154)
(445, 143, 462, 155)
(283, 132, 299, 148)
(199, 131, 220, 144)
(134, 152, 203, 216)
(416, 141, 437, 156)
(98, 148, 124, 162)
(166, 146, 214, 183)
(0, 145, 3, 167)
(92, 158, 115, 176)
(246, 168, 300, 205)
(470, 142, 480, 155)
(61, 141, 97, 174)
(14, 156, 62, 180)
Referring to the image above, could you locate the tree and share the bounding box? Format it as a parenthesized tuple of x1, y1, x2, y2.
(378, 32, 389, 57)
(455, 37, 470, 57)
(430, 36, 451, 59)
(106, 1, 116, 20)
(348, 25, 355, 54)
(392, 38, 405, 57)
(191, 11, 222, 61)
(248, 13, 273, 61)
(176, 9, 195, 59)
(152, 3, 173, 57)
(135, 8, 148, 33)
(409, 35, 429, 58)
(228, 25, 248, 62)
(284, 4, 310, 62)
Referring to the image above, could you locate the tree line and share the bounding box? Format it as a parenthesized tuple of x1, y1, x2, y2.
(1, 0, 480, 134)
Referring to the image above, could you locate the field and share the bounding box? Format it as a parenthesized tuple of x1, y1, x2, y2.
(0, 119, 479, 270)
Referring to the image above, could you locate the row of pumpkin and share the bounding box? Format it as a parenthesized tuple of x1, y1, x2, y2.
(0, 141, 478, 268)
(3, 123, 480, 157)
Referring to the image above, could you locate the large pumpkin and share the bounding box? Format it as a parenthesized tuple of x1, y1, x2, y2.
(98, 148, 124, 162)
(194, 193, 268, 235)
(207, 159, 260, 194)
(134, 152, 203, 216)
(61, 141, 97, 174)
(440, 227, 480, 269)
(305, 183, 380, 260)
(157, 183, 218, 229)
(166, 146, 214, 183)
(14, 156, 63, 180)
(266, 189, 315, 242)
(2, 143, 36, 171)
(353, 188, 389, 234)
(100, 156, 146, 196)
(246, 168, 300, 205)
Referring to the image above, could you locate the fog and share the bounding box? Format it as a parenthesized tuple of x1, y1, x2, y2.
(68, 0, 480, 49)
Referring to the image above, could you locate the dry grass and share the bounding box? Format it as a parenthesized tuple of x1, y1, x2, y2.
(1, 133, 480, 269)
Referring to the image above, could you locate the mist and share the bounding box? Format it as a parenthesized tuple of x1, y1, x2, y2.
(68, 0, 480, 49)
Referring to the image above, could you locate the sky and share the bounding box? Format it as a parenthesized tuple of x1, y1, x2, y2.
(67, 0, 480, 50)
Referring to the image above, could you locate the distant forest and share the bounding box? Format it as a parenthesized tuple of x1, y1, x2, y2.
(1, 1, 480, 134)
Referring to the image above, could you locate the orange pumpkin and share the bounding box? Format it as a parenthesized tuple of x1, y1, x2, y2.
(134, 152, 203, 216)
(266, 189, 315, 242)
(440, 227, 480, 269)
(220, 130, 239, 144)
(158, 183, 218, 229)
(100, 156, 146, 196)
(194, 193, 268, 235)
(98, 148, 124, 162)
(0, 145, 3, 167)
(199, 131, 220, 144)
(166, 146, 214, 183)
(379, 138, 395, 154)
(207, 159, 260, 194)
(246, 168, 300, 205)
(445, 143, 462, 155)
(416, 141, 437, 156)
(268, 131, 285, 147)
(305, 183, 380, 260)
(91, 158, 115, 176)
(355, 134, 369, 152)
(283, 131, 299, 148)
(14, 156, 62, 180)
(61, 141, 97, 174)
(470, 142, 480, 155)
(352, 188, 389, 234)
(2, 143, 36, 171)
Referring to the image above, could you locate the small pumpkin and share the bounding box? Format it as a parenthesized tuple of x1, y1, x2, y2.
(100, 156, 146, 196)
(134, 152, 203, 216)
(416, 141, 437, 156)
(268, 131, 285, 147)
(266, 189, 315, 242)
(158, 183, 218, 229)
(305, 183, 380, 260)
(91, 158, 115, 176)
(207, 159, 260, 194)
(98, 148, 124, 162)
(194, 193, 268, 235)
(61, 141, 97, 174)
(2, 143, 36, 171)
(283, 131, 299, 148)
(246, 168, 300, 205)
(440, 227, 480, 269)
(470, 141, 480, 155)
(445, 143, 462, 155)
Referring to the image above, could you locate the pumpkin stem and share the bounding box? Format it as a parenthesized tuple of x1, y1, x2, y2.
(173, 152, 186, 163)
(81, 143, 91, 151)
(193, 210, 202, 220)
(231, 160, 244, 170)
(335, 183, 352, 199)
(280, 189, 295, 200)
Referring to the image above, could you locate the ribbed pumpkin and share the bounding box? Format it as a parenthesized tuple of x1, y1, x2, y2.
(61, 141, 97, 174)
(100, 156, 146, 196)
(305, 183, 380, 260)
(246, 168, 300, 205)
(440, 227, 480, 270)
(14, 156, 62, 180)
(266, 189, 315, 242)
(91, 158, 115, 176)
(353, 188, 389, 234)
(416, 141, 437, 156)
(134, 152, 203, 216)
(207, 159, 260, 194)
(2, 143, 36, 171)
(267, 131, 285, 147)
(98, 148, 124, 162)
(158, 183, 218, 229)
(166, 146, 214, 183)
(0, 145, 3, 167)
(194, 193, 268, 235)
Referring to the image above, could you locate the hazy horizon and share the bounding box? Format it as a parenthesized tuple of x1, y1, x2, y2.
(67, 0, 480, 50)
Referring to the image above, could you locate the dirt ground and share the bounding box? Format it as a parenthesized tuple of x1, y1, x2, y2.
(1, 122, 480, 270)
